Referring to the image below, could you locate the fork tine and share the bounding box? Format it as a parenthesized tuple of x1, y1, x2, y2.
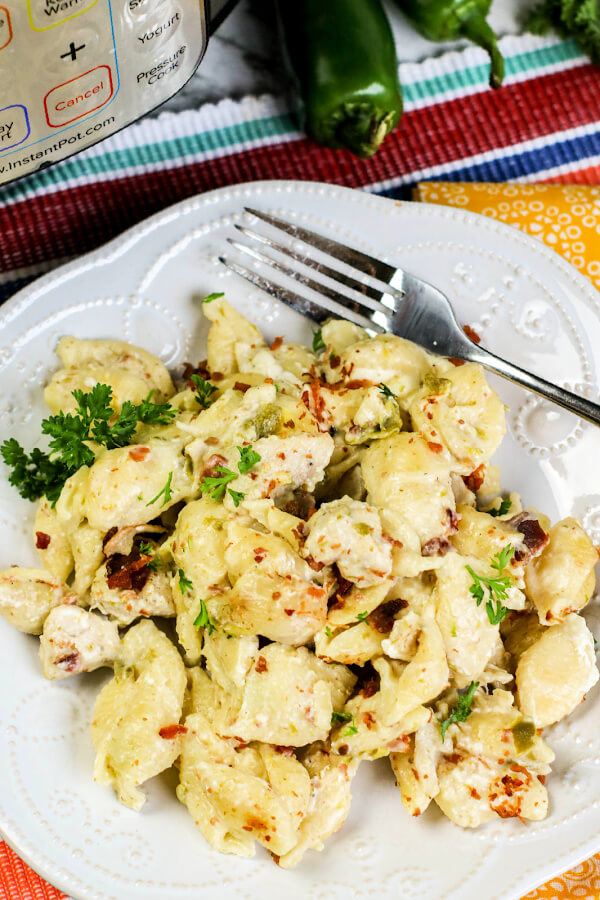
(234, 223, 388, 306)
(245, 207, 398, 284)
(227, 237, 393, 330)
(219, 256, 384, 333)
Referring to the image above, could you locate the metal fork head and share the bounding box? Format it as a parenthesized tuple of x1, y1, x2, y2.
(220, 207, 474, 360)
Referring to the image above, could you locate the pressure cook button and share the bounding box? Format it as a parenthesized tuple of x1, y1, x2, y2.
(0, 105, 30, 152)
(28, 0, 99, 31)
(44, 64, 113, 127)
(0, 7, 12, 51)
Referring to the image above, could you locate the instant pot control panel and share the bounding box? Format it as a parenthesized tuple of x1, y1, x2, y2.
(0, 0, 210, 185)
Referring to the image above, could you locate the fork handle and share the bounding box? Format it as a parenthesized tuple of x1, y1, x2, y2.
(467, 344, 600, 427)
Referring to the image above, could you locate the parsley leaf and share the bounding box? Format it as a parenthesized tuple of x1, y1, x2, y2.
(136, 391, 177, 426)
(237, 444, 261, 474)
(145, 471, 173, 508)
(440, 681, 479, 741)
(228, 489, 244, 507)
(2, 384, 176, 505)
(202, 292, 225, 304)
(200, 466, 237, 501)
(190, 374, 217, 410)
(138, 541, 162, 571)
(178, 568, 193, 595)
(312, 329, 326, 354)
(466, 544, 514, 626)
(0, 440, 70, 505)
(343, 717, 358, 737)
(356, 611, 369, 622)
(378, 383, 398, 401)
(331, 711, 352, 724)
(488, 499, 512, 518)
(193, 597, 216, 635)
(325, 626, 332, 638)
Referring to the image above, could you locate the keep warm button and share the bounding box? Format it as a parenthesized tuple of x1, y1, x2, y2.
(44, 65, 113, 127)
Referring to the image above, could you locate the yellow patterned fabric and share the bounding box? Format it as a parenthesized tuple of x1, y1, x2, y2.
(414, 182, 600, 291)
(415, 179, 600, 900)
(521, 853, 600, 899)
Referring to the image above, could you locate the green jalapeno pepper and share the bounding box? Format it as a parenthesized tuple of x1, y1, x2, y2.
(395, 0, 505, 88)
(275, 0, 403, 159)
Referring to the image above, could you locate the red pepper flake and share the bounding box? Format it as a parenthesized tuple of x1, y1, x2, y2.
(255, 655, 268, 673)
(427, 441, 444, 454)
(270, 336, 284, 351)
(264, 377, 274, 385)
(284, 609, 294, 616)
(253, 547, 267, 564)
(463, 324, 481, 344)
(283, 419, 295, 429)
(463, 464, 485, 493)
(307, 586, 324, 598)
(233, 381, 251, 394)
(57, 651, 81, 672)
(35, 532, 51, 550)
(129, 446, 150, 462)
(159, 724, 188, 740)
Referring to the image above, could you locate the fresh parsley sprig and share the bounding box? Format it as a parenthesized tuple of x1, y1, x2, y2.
(312, 329, 326, 354)
(465, 545, 515, 625)
(331, 710, 358, 736)
(190, 374, 217, 410)
(488, 499, 512, 518)
(178, 568, 193, 595)
(440, 681, 479, 741)
(199, 445, 262, 505)
(202, 292, 224, 304)
(378, 383, 398, 402)
(1, 384, 176, 505)
(146, 471, 173, 508)
(193, 597, 217, 635)
(138, 541, 162, 571)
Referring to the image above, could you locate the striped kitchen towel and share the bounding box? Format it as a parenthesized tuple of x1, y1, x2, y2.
(1, 32, 600, 305)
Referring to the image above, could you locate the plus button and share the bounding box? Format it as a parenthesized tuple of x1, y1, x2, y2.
(60, 41, 85, 61)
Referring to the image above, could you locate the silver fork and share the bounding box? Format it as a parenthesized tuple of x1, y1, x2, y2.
(220, 207, 600, 427)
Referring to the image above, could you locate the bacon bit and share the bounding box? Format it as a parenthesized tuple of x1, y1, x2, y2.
(383, 533, 403, 549)
(274, 745, 294, 756)
(106, 551, 150, 592)
(253, 547, 268, 564)
(469, 787, 481, 800)
(367, 599, 407, 633)
(233, 381, 251, 393)
(333, 566, 353, 598)
(56, 651, 81, 673)
(463, 324, 481, 344)
(463, 464, 485, 493)
(357, 667, 380, 699)
(538, 775, 546, 785)
(183, 360, 211, 386)
(255, 655, 268, 674)
(329, 354, 341, 368)
(305, 555, 325, 572)
(284, 609, 294, 616)
(200, 453, 228, 480)
(270, 336, 284, 351)
(301, 378, 329, 428)
(338, 744, 349, 756)
(272, 591, 281, 599)
(363, 712, 376, 730)
(426, 412, 433, 420)
(35, 532, 51, 550)
(447, 508, 460, 532)
(446, 753, 463, 765)
(102, 526, 118, 549)
(243, 816, 268, 831)
(427, 441, 444, 454)
(277, 452, 286, 460)
(159, 724, 188, 739)
(129, 446, 150, 462)
(421, 537, 451, 557)
(283, 419, 295, 429)
(509, 513, 549, 562)
(450, 358, 466, 367)
(211, 372, 225, 382)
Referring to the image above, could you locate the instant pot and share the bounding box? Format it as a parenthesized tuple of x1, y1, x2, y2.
(0, 0, 237, 186)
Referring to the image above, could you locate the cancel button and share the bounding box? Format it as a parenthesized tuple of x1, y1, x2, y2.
(44, 64, 113, 127)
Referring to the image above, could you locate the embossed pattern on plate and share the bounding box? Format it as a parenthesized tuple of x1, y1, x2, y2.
(1, 180, 600, 900)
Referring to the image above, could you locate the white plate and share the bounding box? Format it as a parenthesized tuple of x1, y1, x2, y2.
(1, 180, 600, 900)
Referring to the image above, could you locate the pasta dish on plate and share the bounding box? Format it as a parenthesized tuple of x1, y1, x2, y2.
(0, 295, 597, 867)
